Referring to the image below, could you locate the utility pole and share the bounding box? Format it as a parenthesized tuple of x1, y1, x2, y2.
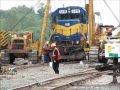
(38, 0, 50, 59)
(88, 0, 95, 46)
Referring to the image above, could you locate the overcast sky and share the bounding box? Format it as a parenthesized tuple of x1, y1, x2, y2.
(0, 0, 120, 27)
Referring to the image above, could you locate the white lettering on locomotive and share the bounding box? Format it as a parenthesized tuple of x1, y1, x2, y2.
(59, 10, 67, 14)
(71, 9, 80, 13)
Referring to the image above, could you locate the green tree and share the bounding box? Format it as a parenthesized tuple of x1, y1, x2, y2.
(0, 3, 52, 41)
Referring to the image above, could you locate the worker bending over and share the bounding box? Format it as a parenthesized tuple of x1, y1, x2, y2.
(42, 41, 51, 63)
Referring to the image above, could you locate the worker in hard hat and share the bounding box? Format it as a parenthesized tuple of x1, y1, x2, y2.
(42, 41, 51, 63)
(51, 42, 61, 74)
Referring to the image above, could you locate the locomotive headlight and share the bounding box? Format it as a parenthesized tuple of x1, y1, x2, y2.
(76, 41, 79, 44)
(65, 23, 70, 26)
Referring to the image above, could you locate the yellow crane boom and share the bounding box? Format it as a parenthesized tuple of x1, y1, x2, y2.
(88, 0, 95, 46)
(38, 0, 50, 57)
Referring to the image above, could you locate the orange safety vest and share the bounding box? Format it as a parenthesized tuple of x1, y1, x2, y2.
(52, 47, 61, 61)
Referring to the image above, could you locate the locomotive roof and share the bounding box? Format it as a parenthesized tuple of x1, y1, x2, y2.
(52, 6, 86, 16)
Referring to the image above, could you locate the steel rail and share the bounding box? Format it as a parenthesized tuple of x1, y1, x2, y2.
(13, 68, 109, 90)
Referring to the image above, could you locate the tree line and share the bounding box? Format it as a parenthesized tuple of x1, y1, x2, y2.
(0, 3, 51, 41)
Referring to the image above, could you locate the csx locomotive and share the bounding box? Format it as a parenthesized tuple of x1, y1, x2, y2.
(50, 6, 88, 61)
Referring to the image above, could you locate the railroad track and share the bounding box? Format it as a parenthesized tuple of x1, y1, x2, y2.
(2, 60, 85, 72)
(13, 69, 111, 90)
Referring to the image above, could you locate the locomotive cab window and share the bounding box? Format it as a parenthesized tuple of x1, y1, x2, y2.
(79, 13, 87, 23)
(52, 16, 58, 23)
(53, 36, 60, 41)
(60, 13, 87, 23)
(60, 13, 80, 20)
(82, 13, 87, 23)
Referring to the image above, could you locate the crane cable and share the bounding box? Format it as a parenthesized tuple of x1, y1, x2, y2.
(9, 0, 41, 31)
(46, 0, 54, 42)
(84, 0, 86, 7)
(47, 0, 57, 42)
(119, 0, 120, 26)
(103, 0, 120, 26)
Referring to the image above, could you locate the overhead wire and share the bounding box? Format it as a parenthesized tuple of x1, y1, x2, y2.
(119, 0, 120, 26)
(103, 0, 120, 26)
(48, 0, 56, 40)
(45, 0, 53, 41)
(9, 0, 41, 31)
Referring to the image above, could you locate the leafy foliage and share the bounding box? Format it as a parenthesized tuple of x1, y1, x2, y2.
(0, 4, 51, 41)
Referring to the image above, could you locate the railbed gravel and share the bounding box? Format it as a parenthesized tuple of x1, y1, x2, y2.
(0, 63, 89, 90)
(66, 73, 120, 90)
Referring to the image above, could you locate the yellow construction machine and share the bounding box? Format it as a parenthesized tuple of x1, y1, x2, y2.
(1, 32, 38, 64)
(0, 31, 9, 49)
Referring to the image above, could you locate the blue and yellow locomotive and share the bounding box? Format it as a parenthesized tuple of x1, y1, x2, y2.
(50, 6, 88, 61)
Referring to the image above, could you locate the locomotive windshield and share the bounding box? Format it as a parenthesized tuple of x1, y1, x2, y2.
(60, 13, 87, 23)
(60, 13, 80, 20)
